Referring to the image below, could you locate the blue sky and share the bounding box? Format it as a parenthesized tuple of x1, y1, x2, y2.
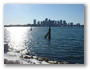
(4, 4, 84, 25)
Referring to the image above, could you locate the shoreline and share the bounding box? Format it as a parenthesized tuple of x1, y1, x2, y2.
(4, 43, 81, 64)
(4, 52, 70, 64)
(4, 43, 70, 64)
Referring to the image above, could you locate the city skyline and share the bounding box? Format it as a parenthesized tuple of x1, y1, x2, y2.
(32, 18, 81, 25)
(4, 18, 83, 27)
(4, 4, 84, 25)
(32, 18, 82, 26)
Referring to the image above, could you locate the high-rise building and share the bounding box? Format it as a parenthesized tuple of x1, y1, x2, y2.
(60, 20, 62, 26)
(33, 19, 36, 25)
(76, 23, 80, 26)
(70, 22, 73, 26)
(63, 20, 67, 26)
(45, 18, 48, 22)
(45, 18, 48, 26)
(37, 21, 40, 25)
(57, 21, 59, 25)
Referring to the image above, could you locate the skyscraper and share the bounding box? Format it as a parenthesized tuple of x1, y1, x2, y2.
(60, 20, 62, 26)
(63, 20, 67, 27)
(70, 22, 73, 26)
(33, 19, 36, 25)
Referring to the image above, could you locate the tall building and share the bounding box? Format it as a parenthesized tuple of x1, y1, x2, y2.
(45, 18, 48, 26)
(54, 21, 57, 25)
(33, 19, 36, 25)
(57, 21, 59, 25)
(37, 21, 40, 25)
(60, 20, 62, 26)
(63, 20, 67, 27)
(45, 18, 48, 22)
(70, 22, 73, 26)
(76, 23, 80, 26)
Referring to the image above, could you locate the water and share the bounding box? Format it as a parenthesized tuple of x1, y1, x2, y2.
(4, 27, 84, 64)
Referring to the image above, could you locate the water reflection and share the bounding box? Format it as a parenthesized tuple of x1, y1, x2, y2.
(6, 27, 28, 51)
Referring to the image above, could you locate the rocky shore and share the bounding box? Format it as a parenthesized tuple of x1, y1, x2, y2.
(4, 43, 70, 64)
(20, 52, 70, 64)
(4, 52, 69, 64)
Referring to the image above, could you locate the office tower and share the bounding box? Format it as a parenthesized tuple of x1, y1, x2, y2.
(70, 22, 73, 26)
(33, 19, 36, 25)
(63, 20, 67, 27)
(60, 20, 62, 26)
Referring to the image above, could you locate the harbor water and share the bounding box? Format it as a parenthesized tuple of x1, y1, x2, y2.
(4, 27, 84, 64)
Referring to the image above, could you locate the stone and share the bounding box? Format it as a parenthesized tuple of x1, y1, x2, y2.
(20, 55, 23, 58)
(4, 58, 20, 64)
(37, 57, 44, 61)
(24, 55, 33, 59)
(48, 61, 58, 64)
(60, 61, 69, 64)
(43, 57, 48, 62)
(41, 61, 49, 64)
(33, 56, 38, 59)
(37, 57, 48, 61)
(57, 62, 61, 64)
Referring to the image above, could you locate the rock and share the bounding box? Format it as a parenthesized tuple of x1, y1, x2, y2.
(43, 57, 48, 62)
(48, 61, 58, 64)
(30, 59, 40, 64)
(41, 61, 49, 64)
(16, 51, 20, 53)
(20, 55, 23, 58)
(60, 61, 69, 64)
(24, 55, 33, 59)
(57, 62, 61, 64)
(13, 60, 20, 64)
(37, 57, 48, 61)
(37, 57, 44, 61)
(25, 52, 31, 55)
(33, 56, 38, 59)
(4, 58, 20, 64)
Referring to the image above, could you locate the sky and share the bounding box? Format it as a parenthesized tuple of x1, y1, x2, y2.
(4, 4, 84, 25)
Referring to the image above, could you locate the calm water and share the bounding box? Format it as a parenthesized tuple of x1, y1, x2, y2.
(4, 27, 84, 64)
